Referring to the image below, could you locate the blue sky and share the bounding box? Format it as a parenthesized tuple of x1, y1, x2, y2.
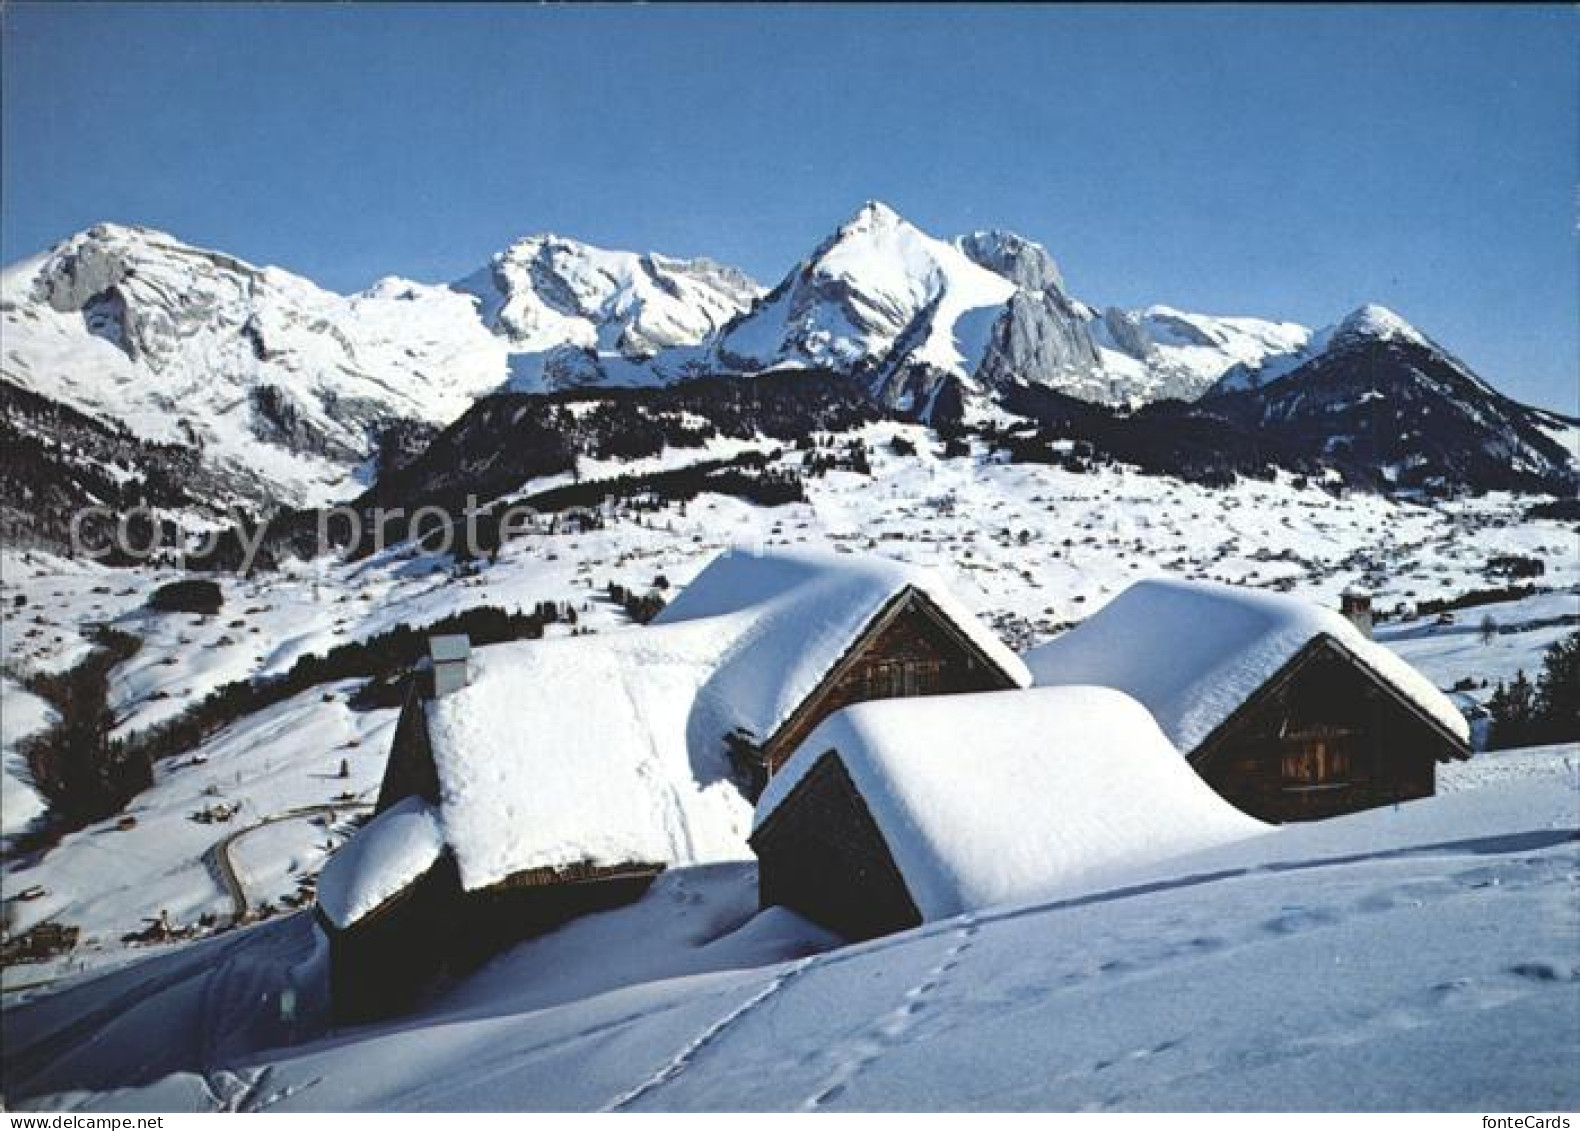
(3, 4, 1575, 411)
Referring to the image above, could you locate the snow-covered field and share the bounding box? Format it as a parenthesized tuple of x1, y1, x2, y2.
(2, 433, 1575, 966)
(3, 745, 1574, 1112)
(1, 432, 1575, 1109)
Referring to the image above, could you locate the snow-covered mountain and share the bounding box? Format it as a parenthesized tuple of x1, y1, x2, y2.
(711, 202, 1307, 414)
(456, 234, 760, 393)
(0, 224, 516, 505)
(1203, 304, 1578, 493)
(714, 202, 1018, 415)
(1210, 303, 1430, 396)
(2, 207, 1570, 516)
(0, 225, 761, 506)
(1086, 304, 1311, 405)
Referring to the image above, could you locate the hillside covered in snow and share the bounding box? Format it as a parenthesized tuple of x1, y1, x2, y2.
(3, 744, 1574, 1112)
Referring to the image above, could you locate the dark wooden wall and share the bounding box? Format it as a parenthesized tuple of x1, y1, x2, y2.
(764, 593, 1015, 774)
(451, 866, 662, 968)
(327, 857, 661, 1021)
(752, 753, 922, 941)
(326, 851, 462, 1025)
(1193, 642, 1458, 823)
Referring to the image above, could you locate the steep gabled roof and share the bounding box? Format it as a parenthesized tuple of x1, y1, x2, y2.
(657, 548, 1031, 750)
(1023, 579, 1469, 755)
(754, 687, 1265, 922)
(417, 548, 1025, 893)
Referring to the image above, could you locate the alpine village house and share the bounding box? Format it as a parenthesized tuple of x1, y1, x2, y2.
(317, 549, 1030, 1020)
(317, 554, 1469, 1020)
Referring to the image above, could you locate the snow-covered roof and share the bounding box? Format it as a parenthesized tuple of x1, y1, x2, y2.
(655, 548, 1031, 748)
(419, 548, 1027, 893)
(423, 624, 753, 892)
(317, 797, 445, 930)
(755, 687, 1266, 921)
(1023, 579, 1469, 754)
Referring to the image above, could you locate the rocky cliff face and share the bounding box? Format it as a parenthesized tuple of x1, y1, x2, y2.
(709, 205, 1311, 418)
(958, 231, 1104, 398)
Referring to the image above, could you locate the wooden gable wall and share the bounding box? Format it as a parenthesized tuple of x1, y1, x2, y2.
(1191, 638, 1466, 823)
(761, 588, 1019, 776)
(751, 751, 922, 941)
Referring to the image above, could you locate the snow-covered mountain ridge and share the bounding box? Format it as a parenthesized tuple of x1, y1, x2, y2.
(2, 205, 1570, 508)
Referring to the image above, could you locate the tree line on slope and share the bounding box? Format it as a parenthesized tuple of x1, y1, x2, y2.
(1485, 631, 1579, 750)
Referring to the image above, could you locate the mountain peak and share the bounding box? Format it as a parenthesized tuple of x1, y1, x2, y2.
(840, 200, 907, 234)
(1334, 303, 1427, 348)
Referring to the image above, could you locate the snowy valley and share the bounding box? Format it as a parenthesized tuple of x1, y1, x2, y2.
(1, 202, 1577, 1112)
(0, 414, 1576, 1108)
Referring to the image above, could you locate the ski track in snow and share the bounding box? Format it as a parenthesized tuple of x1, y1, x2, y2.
(602, 954, 822, 1112)
(801, 914, 980, 1111)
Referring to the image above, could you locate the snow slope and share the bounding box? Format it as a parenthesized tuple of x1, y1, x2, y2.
(4, 747, 1574, 1111)
(0, 682, 395, 948)
(0, 676, 56, 843)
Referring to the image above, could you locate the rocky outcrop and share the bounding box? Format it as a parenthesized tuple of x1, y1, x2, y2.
(464, 235, 761, 370)
(956, 229, 1067, 296)
(1100, 306, 1155, 359)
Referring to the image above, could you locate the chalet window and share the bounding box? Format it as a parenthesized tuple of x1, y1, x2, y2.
(1279, 725, 1356, 787)
(865, 660, 944, 699)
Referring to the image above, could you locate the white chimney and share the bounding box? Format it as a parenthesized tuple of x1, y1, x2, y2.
(427, 634, 471, 697)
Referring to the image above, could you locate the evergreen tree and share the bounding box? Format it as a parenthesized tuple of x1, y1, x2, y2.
(1501, 670, 1537, 747)
(1534, 631, 1580, 743)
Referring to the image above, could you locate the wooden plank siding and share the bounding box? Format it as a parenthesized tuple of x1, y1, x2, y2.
(452, 866, 664, 968)
(1190, 636, 1467, 823)
(759, 586, 1021, 778)
(750, 751, 922, 941)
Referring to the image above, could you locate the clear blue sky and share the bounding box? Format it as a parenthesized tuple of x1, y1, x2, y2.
(3, 3, 1575, 411)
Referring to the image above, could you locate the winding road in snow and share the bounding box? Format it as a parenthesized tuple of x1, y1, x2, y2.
(205, 802, 372, 920)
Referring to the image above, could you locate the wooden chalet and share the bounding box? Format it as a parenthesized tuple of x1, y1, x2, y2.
(1023, 579, 1471, 823)
(320, 549, 1029, 1020)
(750, 687, 1263, 941)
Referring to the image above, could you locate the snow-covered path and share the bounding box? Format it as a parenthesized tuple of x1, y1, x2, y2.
(6, 757, 1576, 1112)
